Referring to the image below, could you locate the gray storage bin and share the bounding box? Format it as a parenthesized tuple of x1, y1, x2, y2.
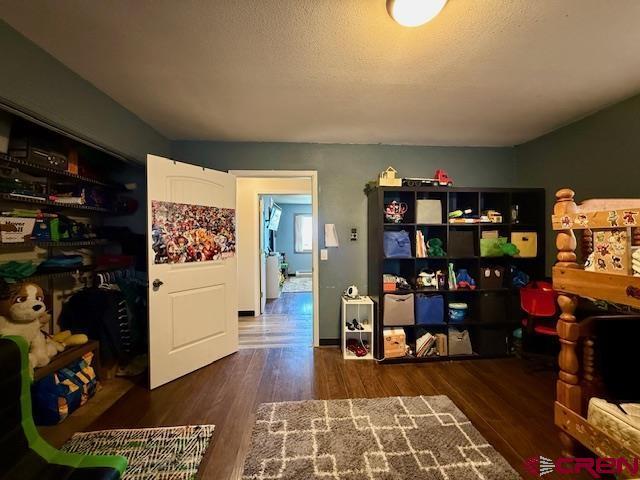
(416, 200, 442, 224)
(448, 327, 473, 355)
(383, 293, 415, 326)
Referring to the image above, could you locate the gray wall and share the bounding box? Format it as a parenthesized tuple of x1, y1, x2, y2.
(277, 203, 313, 274)
(172, 141, 518, 339)
(515, 93, 640, 271)
(0, 20, 169, 163)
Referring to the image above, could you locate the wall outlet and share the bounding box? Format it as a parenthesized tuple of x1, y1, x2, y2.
(350, 228, 358, 241)
(320, 248, 328, 260)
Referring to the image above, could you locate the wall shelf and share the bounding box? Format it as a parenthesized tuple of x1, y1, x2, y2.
(0, 152, 123, 189)
(0, 239, 111, 250)
(0, 192, 115, 213)
(10, 264, 129, 284)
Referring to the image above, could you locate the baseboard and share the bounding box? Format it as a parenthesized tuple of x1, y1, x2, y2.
(238, 310, 255, 317)
(319, 338, 340, 346)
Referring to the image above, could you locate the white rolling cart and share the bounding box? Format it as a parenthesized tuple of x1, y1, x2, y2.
(341, 296, 375, 360)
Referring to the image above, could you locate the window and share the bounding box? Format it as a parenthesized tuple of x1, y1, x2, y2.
(294, 214, 313, 253)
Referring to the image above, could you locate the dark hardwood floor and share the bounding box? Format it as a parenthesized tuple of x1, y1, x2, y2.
(82, 346, 564, 479)
(239, 292, 313, 348)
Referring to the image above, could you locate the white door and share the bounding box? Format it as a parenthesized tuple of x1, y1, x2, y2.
(147, 154, 238, 389)
(259, 198, 267, 314)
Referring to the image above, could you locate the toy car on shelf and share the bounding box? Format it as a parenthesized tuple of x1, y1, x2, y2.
(403, 169, 454, 187)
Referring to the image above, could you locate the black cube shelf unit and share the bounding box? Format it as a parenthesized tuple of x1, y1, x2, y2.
(367, 186, 546, 363)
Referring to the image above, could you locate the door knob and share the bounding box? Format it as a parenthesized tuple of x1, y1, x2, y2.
(152, 279, 164, 291)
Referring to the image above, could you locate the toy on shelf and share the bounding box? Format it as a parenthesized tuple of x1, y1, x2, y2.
(344, 285, 359, 298)
(447, 263, 457, 289)
(403, 169, 454, 187)
(427, 237, 446, 257)
(480, 236, 520, 257)
(416, 270, 437, 289)
(481, 210, 503, 223)
(383, 274, 411, 292)
(449, 208, 479, 224)
(379, 166, 402, 187)
(455, 269, 477, 290)
(510, 265, 530, 288)
(384, 200, 408, 223)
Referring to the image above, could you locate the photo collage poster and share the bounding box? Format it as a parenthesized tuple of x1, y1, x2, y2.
(151, 200, 236, 264)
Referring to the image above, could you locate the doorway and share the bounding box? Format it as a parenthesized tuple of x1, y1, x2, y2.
(231, 171, 319, 348)
(258, 194, 313, 346)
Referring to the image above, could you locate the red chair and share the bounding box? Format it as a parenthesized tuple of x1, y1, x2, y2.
(520, 281, 558, 336)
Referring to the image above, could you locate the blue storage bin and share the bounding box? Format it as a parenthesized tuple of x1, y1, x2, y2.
(383, 230, 412, 258)
(415, 294, 444, 325)
(448, 302, 469, 323)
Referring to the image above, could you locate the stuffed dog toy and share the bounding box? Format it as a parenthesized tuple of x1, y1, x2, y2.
(0, 280, 63, 372)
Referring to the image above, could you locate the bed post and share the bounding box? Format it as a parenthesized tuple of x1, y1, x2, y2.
(554, 188, 581, 457)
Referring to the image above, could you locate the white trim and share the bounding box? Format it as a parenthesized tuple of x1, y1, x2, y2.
(231, 170, 320, 348)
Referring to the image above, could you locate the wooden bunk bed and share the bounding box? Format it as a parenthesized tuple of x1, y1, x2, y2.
(552, 189, 640, 467)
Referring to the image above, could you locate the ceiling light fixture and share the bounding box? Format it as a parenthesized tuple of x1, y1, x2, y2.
(387, 0, 447, 27)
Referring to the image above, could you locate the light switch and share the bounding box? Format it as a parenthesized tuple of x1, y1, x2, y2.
(320, 248, 328, 260)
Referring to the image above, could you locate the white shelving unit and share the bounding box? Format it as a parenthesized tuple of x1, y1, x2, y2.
(341, 296, 375, 360)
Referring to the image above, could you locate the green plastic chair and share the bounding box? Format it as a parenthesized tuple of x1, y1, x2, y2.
(0, 335, 127, 480)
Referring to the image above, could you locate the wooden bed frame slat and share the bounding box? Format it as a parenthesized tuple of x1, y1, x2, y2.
(552, 209, 640, 231)
(553, 267, 640, 309)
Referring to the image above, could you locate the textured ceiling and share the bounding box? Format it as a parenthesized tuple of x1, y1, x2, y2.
(2, 0, 640, 146)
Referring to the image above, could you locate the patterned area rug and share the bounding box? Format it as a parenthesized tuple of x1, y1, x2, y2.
(62, 425, 215, 479)
(282, 276, 312, 293)
(242, 396, 518, 479)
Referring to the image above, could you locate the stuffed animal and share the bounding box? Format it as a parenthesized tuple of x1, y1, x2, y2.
(427, 238, 446, 257)
(0, 280, 87, 374)
(0, 281, 61, 372)
(456, 269, 477, 290)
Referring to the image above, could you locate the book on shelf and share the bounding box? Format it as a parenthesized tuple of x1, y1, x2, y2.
(436, 333, 448, 356)
(416, 332, 436, 357)
(416, 230, 427, 258)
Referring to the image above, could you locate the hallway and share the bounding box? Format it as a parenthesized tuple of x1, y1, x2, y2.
(238, 292, 313, 348)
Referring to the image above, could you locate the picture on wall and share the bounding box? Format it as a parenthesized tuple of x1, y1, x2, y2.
(151, 200, 236, 264)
